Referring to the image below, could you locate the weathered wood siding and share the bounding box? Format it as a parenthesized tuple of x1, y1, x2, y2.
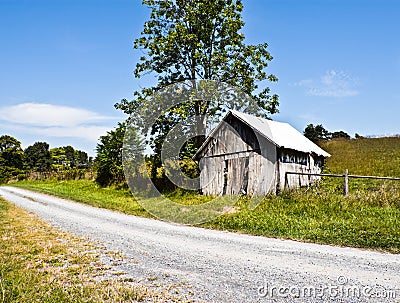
(277, 149, 323, 190)
(198, 115, 325, 196)
(249, 135, 276, 195)
(198, 116, 277, 196)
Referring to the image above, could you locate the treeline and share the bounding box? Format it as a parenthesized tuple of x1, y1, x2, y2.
(0, 135, 93, 183)
(303, 124, 352, 143)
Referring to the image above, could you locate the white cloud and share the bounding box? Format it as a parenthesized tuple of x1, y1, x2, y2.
(0, 103, 114, 127)
(0, 103, 119, 142)
(295, 70, 359, 98)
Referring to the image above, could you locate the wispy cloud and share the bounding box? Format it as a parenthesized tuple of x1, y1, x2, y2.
(295, 70, 359, 98)
(0, 103, 119, 142)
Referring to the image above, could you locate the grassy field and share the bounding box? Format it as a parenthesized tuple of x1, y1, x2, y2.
(320, 137, 400, 177)
(0, 198, 191, 302)
(8, 137, 400, 253)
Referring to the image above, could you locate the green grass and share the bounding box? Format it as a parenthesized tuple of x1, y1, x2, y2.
(8, 137, 400, 253)
(320, 137, 400, 177)
(206, 189, 400, 252)
(12, 180, 151, 218)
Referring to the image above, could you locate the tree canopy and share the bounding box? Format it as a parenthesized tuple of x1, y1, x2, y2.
(0, 135, 24, 183)
(95, 123, 132, 186)
(331, 131, 351, 140)
(0, 135, 24, 170)
(24, 142, 52, 172)
(304, 124, 351, 142)
(116, 0, 279, 161)
(0, 134, 92, 184)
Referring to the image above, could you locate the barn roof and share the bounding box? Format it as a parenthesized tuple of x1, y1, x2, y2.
(194, 110, 331, 158)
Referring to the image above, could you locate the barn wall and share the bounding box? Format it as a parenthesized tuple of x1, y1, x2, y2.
(249, 135, 277, 196)
(277, 150, 323, 190)
(198, 117, 276, 196)
(199, 120, 250, 195)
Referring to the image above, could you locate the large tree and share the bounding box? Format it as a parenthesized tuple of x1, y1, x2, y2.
(116, 0, 279, 161)
(0, 135, 24, 183)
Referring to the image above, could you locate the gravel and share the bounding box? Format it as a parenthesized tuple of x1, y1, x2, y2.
(1, 186, 399, 303)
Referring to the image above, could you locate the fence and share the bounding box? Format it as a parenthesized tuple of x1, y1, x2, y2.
(285, 170, 400, 196)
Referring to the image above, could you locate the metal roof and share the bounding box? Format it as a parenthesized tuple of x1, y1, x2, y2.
(194, 110, 331, 158)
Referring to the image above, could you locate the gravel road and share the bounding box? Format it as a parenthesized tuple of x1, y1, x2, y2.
(1, 186, 399, 303)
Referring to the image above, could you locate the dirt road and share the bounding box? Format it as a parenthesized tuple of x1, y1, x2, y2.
(1, 186, 399, 302)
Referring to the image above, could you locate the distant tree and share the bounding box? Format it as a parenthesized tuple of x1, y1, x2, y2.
(331, 131, 350, 139)
(95, 123, 125, 186)
(50, 147, 89, 169)
(0, 135, 24, 169)
(95, 122, 145, 187)
(355, 133, 364, 139)
(0, 135, 24, 183)
(50, 147, 67, 169)
(304, 124, 330, 142)
(24, 142, 52, 172)
(75, 150, 89, 168)
(63, 145, 76, 167)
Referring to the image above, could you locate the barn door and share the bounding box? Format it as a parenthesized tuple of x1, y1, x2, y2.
(223, 156, 249, 195)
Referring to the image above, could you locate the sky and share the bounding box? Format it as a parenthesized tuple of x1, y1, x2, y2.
(1, 0, 399, 156)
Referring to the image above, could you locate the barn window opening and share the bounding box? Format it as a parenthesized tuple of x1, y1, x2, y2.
(315, 157, 324, 168)
(280, 150, 308, 165)
(240, 157, 250, 194)
(222, 159, 228, 195)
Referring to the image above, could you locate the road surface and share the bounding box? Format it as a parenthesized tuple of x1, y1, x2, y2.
(1, 186, 399, 302)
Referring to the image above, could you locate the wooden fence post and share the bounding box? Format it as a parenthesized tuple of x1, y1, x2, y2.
(344, 169, 349, 196)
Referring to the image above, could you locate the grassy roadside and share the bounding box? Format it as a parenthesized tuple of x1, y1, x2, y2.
(9, 180, 151, 218)
(0, 197, 192, 303)
(10, 179, 400, 253)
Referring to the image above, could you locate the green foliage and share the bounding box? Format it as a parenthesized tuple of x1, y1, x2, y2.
(50, 147, 67, 169)
(24, 142, 52, 172)
(0, 135, 24, 169)
(95, 123, 126, 186)
(331, 130, 350, 139)
(115, 0, 279, 164)
(50, 146, 90, 170)
(303, 124, 330, 142)
(0, 135, 25, 183)
(304, 124, 350, 142)
(0, 134, 92, 183)
(95, 122, 144, 187)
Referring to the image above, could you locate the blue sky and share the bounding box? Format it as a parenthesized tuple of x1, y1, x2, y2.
(1, 0, 399, 156)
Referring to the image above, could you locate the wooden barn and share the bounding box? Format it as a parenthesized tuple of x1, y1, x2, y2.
(193, 110, 330, 196)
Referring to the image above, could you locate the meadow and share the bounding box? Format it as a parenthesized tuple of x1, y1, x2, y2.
(10, 137, 400, 253)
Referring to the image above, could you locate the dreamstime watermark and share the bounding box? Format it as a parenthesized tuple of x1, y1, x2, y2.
(257, 276, 399, 301)
(122, 80, 274, 225)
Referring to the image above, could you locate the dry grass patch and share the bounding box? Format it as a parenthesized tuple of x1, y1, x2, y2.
(0, 198, 197, 303)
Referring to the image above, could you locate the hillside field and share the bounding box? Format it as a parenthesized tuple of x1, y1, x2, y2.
(320, 136, 400, 177)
